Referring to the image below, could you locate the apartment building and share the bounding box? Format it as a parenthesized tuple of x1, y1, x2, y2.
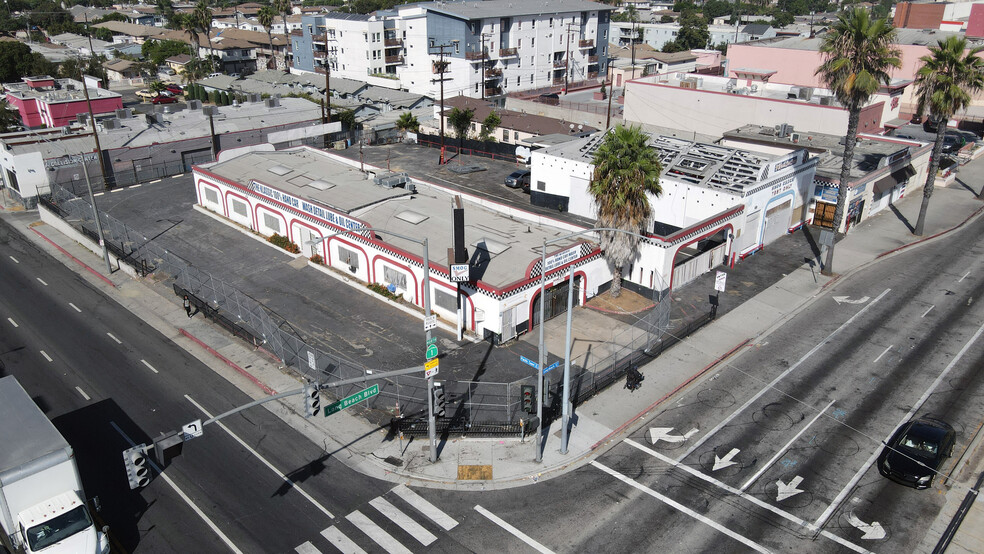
(292, 0, 613, 98)
(611, 21, 773, 51)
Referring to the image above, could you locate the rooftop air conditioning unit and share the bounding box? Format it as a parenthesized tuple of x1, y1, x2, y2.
(265, 97, 280, 108)
(203, 106, 218, 116)
(115, 109, 127, 119)
(102, 118, 119, 130)
(819, 96, 833, 106)
(787, 86, 800, 99)
(248, 93, 262, 103)
(774, 123, 783, 136)
(188, 99, 202, 110)
(76, 113, 89, 126)
(798, 87, 813, 101)
(790, 132, 801, 142)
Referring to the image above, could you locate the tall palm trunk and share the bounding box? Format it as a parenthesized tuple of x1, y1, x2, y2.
(206, 33, 216, 72)
(822, 107, 861, 276)
(914, 120, 948, 236)
(267, 33, 274, 70)
(611, 266, 622, 298)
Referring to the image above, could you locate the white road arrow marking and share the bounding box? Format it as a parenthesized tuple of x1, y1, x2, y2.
(776, 475, 805, 501)
(847, 512, 886, 540)
(647, 427, 699, 445)
(833, 296, 870, 305)
(712, 448, 740, 471)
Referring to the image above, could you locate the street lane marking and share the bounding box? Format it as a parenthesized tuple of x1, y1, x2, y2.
(94, 192, 104, 196)
(40, 351, 52, 362)
(922, 305, 934, 318)
(294, 542, 321, 554)
(370, 497, 437, 545)
(740, 399, 836, 491)
(184, 395, 335, 519)
(474, 505, 554, 554)
(681, 288, 891, 461)
(107, 332, 122, 344)
(141, 359, 159, 374)
(622, 440, 869, 553)
(958, 271, 970, 283)
(815, 320, 984, 531)
(391, 484, 458, 530)
(7, 318, 17, 327)
(69, 303, 82, 312)
(75, 386, 90, 401)
(873, 345, 893, 364)
(37, 277, 48, 286)
(346, 510, 412, 554)
(9, 256, 18, 263)
(591, 462, 772, 553)
(321, 527, 366, 554)
(110, 421, 243, 553)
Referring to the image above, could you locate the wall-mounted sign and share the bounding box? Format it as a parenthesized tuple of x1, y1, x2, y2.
(543, 245, 581, 274)
(450, 263, 470, 282)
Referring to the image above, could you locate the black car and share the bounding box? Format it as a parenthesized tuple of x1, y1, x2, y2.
(942, 133, 966, 154)
(505, 169, 531, 192)
(877, 416, 956, 489)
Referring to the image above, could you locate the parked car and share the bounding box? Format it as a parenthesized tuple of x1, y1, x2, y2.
(877, 416, 956, 489)
(151, 95, 178, 104)
(135, 89, 156, 100)
(505, 169, 532, 192)
(942, 133, 967, 154)
(165, 84, 183, 95)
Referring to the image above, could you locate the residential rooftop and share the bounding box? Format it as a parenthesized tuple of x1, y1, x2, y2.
(443, 95, 599, 137)
(406, 0, 614, 20)
(750, 28, 984, 50)
(3, 77, 122, 103)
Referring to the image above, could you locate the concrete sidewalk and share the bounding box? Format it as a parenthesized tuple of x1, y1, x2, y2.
(3, 161, 984, 539)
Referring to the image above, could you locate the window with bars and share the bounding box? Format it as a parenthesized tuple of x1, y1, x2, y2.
(383, 266, 407, 290)
(338, 245, 360, 269)
(263, 212, 281, 233)
(231, 198, 248, 216)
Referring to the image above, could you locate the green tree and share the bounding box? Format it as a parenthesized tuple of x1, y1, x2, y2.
(590, 125, 663, 298)
(912, 37, 984, 230)
(336, 109, 356, 129)
(182, 58, 209, 85)
(194, 0, 216, 72)
(149, 80, 167, 97)
(660, 14, 674, 23)
(220, 90, 230, 105)
(479, 110, 500, 141)
(155, 0, 176, 28)
(0, 99, 23, 132)
(815, 8, 900, 274)
(675, 11, 710, 50)
(447, 107, 474, 147)
(257, 5, 277, 70)
(0, 41, 57, 82)
(274, 0, 292, 71)
(142, 39, 192, 67)
(395, 111, 419, 133)
(177, 13, 201, 60)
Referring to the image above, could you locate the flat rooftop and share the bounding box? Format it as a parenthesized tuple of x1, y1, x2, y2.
(749, 28, 984, 50)
(4, 77, 121, 103)
(723, 124, 917, 180)
(203, 148, 591, 290)
(409, 0, 613, 20)
(541, 131, 776, 195)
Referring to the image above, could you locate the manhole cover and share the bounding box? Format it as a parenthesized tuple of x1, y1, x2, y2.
(383, 456, 403, 467)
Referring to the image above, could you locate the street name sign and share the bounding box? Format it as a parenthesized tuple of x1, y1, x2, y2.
(542, 361, 560, 374)
(520, 355, 539, 369)
(324, 384, 380, 416)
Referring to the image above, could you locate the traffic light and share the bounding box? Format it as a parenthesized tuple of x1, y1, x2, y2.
(521, 385, 536, 414)
(432, 382, 446, 418)
(304, 382, 321, 417)
(153, 430, 184, 469)
(123, 445, 150, 489)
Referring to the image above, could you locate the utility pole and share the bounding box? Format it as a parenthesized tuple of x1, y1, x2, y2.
(605, 59, 614, 129)
(630, 12, 636, 80)
(430, 42, 455, 165)
(563, 22, 580, 93)
(324, 24, 331, 123)
(79, 151, 112, 275)
(79, 63, 108, 189)
(480, 33, 490, 100)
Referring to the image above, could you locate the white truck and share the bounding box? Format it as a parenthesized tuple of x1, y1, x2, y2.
(0, 376, 109, 554)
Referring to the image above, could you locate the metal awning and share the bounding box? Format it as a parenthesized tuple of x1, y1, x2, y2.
(873, 164, 917, 194)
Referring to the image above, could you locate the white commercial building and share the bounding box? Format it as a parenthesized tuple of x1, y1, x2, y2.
(193, 146, 612, 343)
(531, 131, 819, 290)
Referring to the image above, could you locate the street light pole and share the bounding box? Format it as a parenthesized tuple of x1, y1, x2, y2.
(560, 264, 574, 454)
(535, 239, 546, 462)
(79, 152, 112, 274)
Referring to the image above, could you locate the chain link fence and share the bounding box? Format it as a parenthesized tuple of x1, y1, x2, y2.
(43, 184, 687, 432)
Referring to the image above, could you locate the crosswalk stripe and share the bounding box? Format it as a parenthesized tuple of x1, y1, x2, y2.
(295, 541, 322, 554)
(370, 497, 437, 546)
(320, 527, 367, 554)
(346, 511, 413, 554)
(390, 484, 458, 530)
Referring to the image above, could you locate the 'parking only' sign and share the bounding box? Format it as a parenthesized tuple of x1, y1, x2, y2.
(715, 271, 727, 292)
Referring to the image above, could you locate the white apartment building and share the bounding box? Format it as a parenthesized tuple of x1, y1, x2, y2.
(612, 21, 773, 50)
(293, 0, 614, 98)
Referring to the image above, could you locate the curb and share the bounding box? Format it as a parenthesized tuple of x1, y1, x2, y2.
(178, 329, 278, 396)
(31, 227, 117, 288)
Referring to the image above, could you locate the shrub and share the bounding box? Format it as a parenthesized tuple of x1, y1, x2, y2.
(309, 254, 324, 264)
(267, 233, 300, 253)
(368, 282, 400, 301)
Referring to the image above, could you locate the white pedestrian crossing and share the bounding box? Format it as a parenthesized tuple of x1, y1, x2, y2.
(293, 485, 459, 554)
(295, 541, 321, 554)
(391, 484, 459, 530)
(370, 497, 438, 545)
(320, 526, 367, 554)
(346, 510, 413, 554)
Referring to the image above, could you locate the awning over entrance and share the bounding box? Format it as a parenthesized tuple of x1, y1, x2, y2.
(873, 164, 916, 195)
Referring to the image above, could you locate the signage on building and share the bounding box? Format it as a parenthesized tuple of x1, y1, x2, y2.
(450, 263, 470, 282)
(543, 245, 581, 274)
(248, 179, 364, 232)
(44, 152, 97, 169)
(773, 156, 797, 173)
(817, 184, 838, 203)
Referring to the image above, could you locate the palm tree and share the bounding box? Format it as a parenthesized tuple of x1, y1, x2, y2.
(149, 80, 167, 97)
(178, 13, 201, 60)
(274, 0, 292, 72)
(912, 36, 984, 233)
(814, 7, 900, 275)
(590, 125, 663, 298)
(194, 0, 215, 72)
(395, 111, 419, 138)
(257, 5, 277, 70)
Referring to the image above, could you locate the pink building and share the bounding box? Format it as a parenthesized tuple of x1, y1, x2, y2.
(4, 76, 123, 129)
(726, 29, 984, 116)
